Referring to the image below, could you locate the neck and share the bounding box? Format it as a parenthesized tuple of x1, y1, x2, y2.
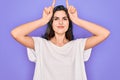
(55, 33, 66, 43)
(50, 33, 69, 46)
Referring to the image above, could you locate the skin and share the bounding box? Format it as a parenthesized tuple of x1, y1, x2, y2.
(66, 0, 110, 49)
(52, 11, 69, 35)
(50, 10, 70, 47)
(11, 0, 110, 50)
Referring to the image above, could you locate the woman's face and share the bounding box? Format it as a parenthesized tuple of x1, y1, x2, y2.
(52, 10, 69, 35)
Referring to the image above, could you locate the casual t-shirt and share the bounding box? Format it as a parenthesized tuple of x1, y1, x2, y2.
(27, 37, 92, 80)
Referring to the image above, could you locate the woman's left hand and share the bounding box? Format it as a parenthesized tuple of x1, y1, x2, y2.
(66, 0, 79, 24)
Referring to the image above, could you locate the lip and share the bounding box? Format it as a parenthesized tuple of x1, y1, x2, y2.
(57, 26, 64, 28)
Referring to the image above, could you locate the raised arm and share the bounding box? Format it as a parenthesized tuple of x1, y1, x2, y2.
(11, 0, 56, 49)
(66, 0, 110, 50)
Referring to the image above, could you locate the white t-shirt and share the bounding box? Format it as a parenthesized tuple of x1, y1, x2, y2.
(27, 37, 92, 80)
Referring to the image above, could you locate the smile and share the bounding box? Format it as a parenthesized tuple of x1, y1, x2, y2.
(57, 26, 64, 28)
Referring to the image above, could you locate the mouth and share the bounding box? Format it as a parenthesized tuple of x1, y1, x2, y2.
(57, 26, 64, 29)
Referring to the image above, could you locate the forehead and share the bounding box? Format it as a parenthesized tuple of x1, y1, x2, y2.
(54, 10, 67, 17)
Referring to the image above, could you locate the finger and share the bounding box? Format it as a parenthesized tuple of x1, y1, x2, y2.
(52, 0, 56, 7)
(67, 6, 71, 13)
(72, 6, 76, 13)
(44, 7, 48, 13)
(69, 6, 72, 11)
(69, 6, 74, 14)
(44, 7, 49, 14)
(50, 6, 53, 12)
(66, 0, 69, 8)
(69, 6, 75, 13)
(71, 6, 75, 12)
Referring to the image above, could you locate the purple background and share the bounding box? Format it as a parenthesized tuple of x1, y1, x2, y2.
(0, 0, 120, 80)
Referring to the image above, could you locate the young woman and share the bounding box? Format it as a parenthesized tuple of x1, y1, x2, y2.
(11, 0, 110, 80)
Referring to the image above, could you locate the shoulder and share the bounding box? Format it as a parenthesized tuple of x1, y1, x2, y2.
(32, 37, 47, 40)
(31, 37, 48, 44)
(72, 38, 88, 49)
(73, 38, 88, 43)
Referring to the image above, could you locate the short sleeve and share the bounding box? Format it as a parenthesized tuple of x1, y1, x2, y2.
(81, 38, 92, 62)
(75, 38, 92, 62)
(27, 37, 42, 62)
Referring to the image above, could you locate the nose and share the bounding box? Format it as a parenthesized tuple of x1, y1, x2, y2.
(59, 20, 63, 25)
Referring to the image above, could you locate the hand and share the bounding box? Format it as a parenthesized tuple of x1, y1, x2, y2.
(66, 0, 79, 24)
(42, 0, 56, 24)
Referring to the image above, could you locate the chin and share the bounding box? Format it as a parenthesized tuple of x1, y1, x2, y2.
(55, 31, 66, 35)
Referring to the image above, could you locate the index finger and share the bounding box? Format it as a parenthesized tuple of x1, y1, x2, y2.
(66, 0, 69, 8)
(52, 0, 56, 7)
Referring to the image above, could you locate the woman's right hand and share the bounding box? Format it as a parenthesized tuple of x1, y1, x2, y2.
(42, 0, 56, 24)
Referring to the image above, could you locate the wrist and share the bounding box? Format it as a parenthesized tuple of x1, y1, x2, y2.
(72, 17, 80, 25)
(40, 18, 48, 25)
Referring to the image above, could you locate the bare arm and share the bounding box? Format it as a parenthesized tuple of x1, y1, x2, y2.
(66, 0, 110, 50)
(11, 19, 46, 49)
(74, 18, 110, 50)
(11, 0, 56, 49)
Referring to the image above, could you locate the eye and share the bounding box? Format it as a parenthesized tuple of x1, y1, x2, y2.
(63, 17, 68, 20)
(53, 17, 59, 20)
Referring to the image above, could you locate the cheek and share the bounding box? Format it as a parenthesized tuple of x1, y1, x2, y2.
(52, 22, 57, 29)
(52, 20, 59, 27)
(66, 21, 69, 27)
(52, 21, 69, 31)
(52, 22, 58, 31)
(64, 21, 69, 29)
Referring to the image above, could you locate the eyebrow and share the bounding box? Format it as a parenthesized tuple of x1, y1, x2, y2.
(53, 16, 68, 18)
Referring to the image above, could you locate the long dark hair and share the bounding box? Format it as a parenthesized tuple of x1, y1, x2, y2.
(43, 5, 74, 41)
